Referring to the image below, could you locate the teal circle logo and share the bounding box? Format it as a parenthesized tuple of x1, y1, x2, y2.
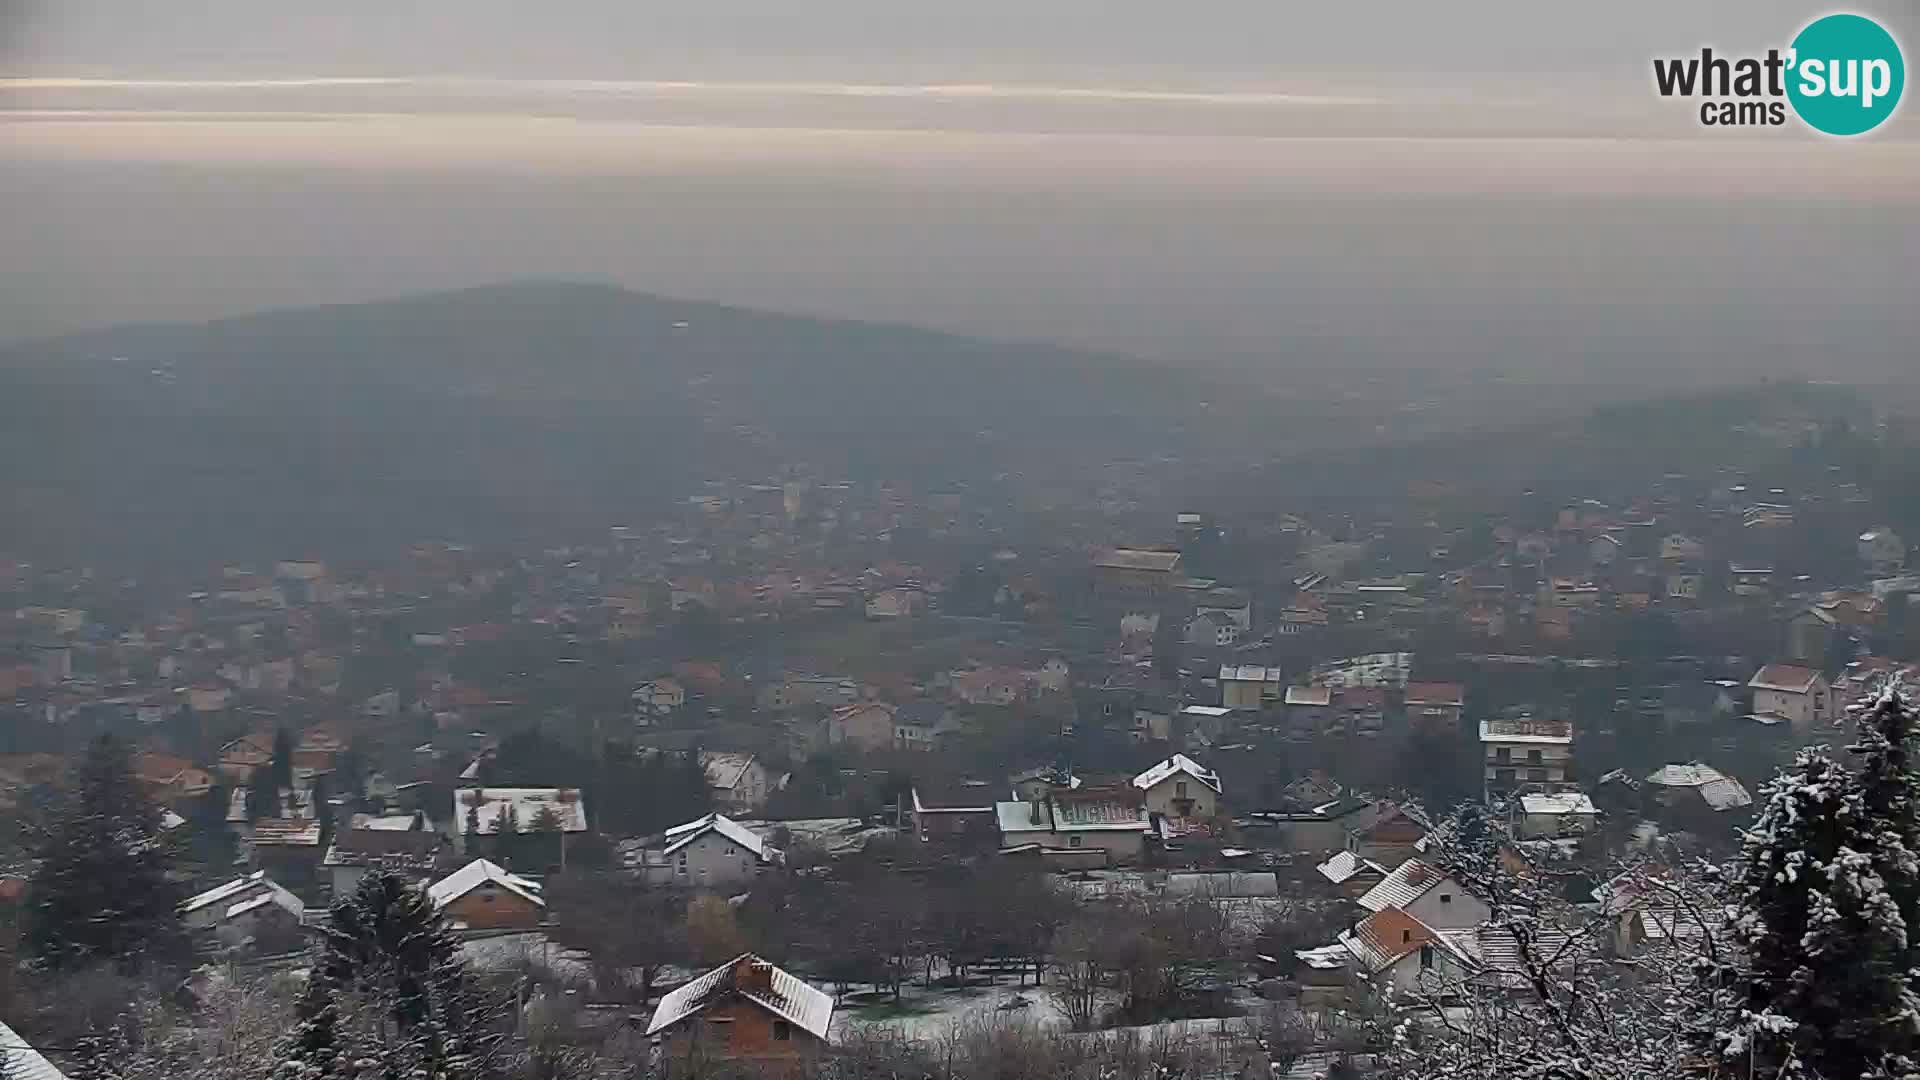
(1787, 13, 1905, 136)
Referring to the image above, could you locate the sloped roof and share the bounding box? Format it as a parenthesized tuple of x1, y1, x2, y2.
(182, 871, 277, 915)
(1749, 664, 1821, 694)
(647, 954, 834, 1040)
(1645, 763, 1753, 809)
(427, 858, 544, 910)
(1315, 849, 1385, 886)
(1404, 682, 1466, 708)
(1285, 685, 1333, 707)
(1519, 793, 1598, 816)
(1339, 908, 1473, 975)
(661, 813, 771, 861)
(700, 751, 757, 792)
(1357, 858, 1453, 913)
(0, 1019, 68, 1080)
(1093, 549, 1182, 573)
(1132, 754, 1222, 795)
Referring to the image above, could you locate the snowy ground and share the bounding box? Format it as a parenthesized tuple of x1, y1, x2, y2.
(833, 981, 1072, 1042)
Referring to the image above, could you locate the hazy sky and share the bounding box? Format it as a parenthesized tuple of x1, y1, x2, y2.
(2, 1, 1917, 383)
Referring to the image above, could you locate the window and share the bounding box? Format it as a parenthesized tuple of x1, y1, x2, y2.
(1420, 945, 1434, 970)
(1526, 749, 1543, 764)
(1175, 781, 1189, 798)
(1528, 768, 1548, 782)
(1439, 893, 1452, 905)
(1495, 768, 1517, 785)
(773, 1020, 792, 1041)
(1069, 835, 1083, 848)
(1494, 747, 1512, 763)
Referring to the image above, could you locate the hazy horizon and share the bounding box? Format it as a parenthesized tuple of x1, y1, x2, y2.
(3, 1, 1917, 383)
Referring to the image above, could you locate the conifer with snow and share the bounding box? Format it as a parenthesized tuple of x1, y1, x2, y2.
(24, 734, 187, 972)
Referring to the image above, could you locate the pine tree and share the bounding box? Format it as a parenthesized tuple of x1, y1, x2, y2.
(1720, 706, 1920, 1078)
(24, 734, 188, 972)
(269, 728, 295, 793)
(318, 869, 465, 1032)
(275, 974, 342, 1079)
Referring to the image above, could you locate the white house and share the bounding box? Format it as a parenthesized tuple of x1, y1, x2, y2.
(1516, 792, 1598, 838)
(643, 813, 779, 889)
(1747, 663, 1832, 734)
(1479, 717, 1574, 795)
(702, 751, 772, 814)
(1131, 754, 1222, 819)
(1357, 858, 1490, 931)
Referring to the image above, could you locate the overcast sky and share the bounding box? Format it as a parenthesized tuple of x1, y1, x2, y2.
(2, 1, 1916, 383)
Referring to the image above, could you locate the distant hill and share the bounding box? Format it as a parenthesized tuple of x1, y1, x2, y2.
(0, 282, 1253, 566)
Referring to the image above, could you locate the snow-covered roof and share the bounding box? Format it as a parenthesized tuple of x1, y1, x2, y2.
(647, 954, 834, 1041)
(1519, 793, 1598, 817)
(0, 1018, 68, 1080)
(661, 813, 772, 861)
(1645, 763, 1753, 810)
(1315, 849, 1385, 886)
(427, 858, 544, 910)
(1478, 718, 1573, 744)
(349, 813, 423, 831)
(1357, 858, 1455, 913)
(1284, 685, 1333, 707)
(700, 751, 757, 792)
(1132, 754, 1222, 795)
(1294, 943, 1350, 971)
(182, 871, 276, 915)
(226, 889, 303, 922)
(452, 788, 587, 834)
(1338, 908, 1474, 975)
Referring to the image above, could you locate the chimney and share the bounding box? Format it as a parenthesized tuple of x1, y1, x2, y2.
(733, 957, 773, 997)
(1029, 795, 1045, 827)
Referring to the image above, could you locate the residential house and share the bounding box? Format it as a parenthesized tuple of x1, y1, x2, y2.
(218, 732, 275, 783)
(180, 871, 305, 951)
(451, 788, 588, 855)
(248, 819, 325, 885)
(760, 675, 860, 711)
(1219, 665, 1284, 710)
(133, 751, 215, 803)
(646, 954, 834, 1072)
(427, 858, 545, 930)
(891, 702, 944, 751)
(322, 823, 444, 897)
(825, 702, 897, 752)
(1343, 801, 1431, 868)
(864, 587, 925, 619)
(1337, 908, 1477, 1000)
(1786, 608, 1838, 665)
(1644, 763, 1754, 814)
(910, 779, 1001, 843)
(1403, 682, 1466, 734)
(642, 813, 778, 889)
(1091, 548, 1185, 605)
(1132, 754, 1222, 820)
(1479, 717, 1574, 795)
(632, 678, 687, 719)
(950, 667, 1026, 707)
(1747, 663, 1832, 734)
(702, 752, 772, 814)
(1660, 534, 1707, 562)
(1516, 792, 1598, 839)
(1284, 685, 1333, 733)
(1315, 849, 1388, 900)
(1356, 858, 1490, 931)
(994, 786, 1150, 865)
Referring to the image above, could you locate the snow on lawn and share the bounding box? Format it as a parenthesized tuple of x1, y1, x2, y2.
(835, 982, 1072, 1042)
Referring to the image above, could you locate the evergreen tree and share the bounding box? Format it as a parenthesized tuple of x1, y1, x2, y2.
(319, 870, 463, 1029)
(24, 734, 188, 972)
(244, 778, 279, 822)
(269, 728, 295, 793)
(1718, 698, 1920, 1078)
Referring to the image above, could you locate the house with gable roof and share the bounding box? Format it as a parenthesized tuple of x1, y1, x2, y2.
(1132, 753, 1221, 819)
(1337, 908, 1479, 999)
(642, 813, 779, 889)
(1356, 857, 1489, 931)
(427, 858, 545, 930)
(647, 954, 833, 1070)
